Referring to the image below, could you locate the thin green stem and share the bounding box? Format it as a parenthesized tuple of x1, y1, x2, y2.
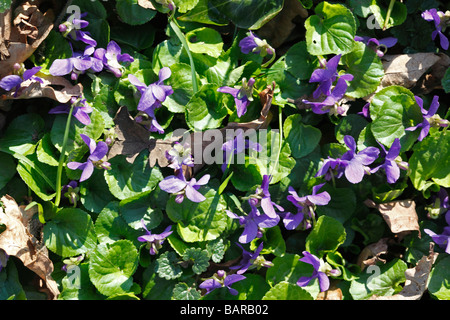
(261, 51, 276, 68)
(54, 104, 75, 207)
(269, 106, 283, 178)
(383, 0, 396, 30)
(169, 19, 199, 94)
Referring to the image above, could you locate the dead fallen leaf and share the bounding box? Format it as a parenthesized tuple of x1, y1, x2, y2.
(137, 0, 156, 10)
(107, 106, 180, 166)
(380, 53, 441, 89)
(0, 1, 54, 79)
(356, 237, 390, 271)
(363, 52, 450, 101)
(2, 73, 83, 103)
(414, 53, 450, 95)
(365, 199, 421, 238)
(0, 3, 12, 60)
(316, 281, 343, 300)
(0, 195, 59, 299)
(370, 243, 438, 300)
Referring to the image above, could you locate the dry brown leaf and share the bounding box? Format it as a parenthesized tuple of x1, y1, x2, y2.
(414, 53, 450, 95)
(370, 243, 438, 300)
(2, 73, 83, 103)
(137, 0, 156, 10)
(363, 52, 450, 101)
(0, 1, 54, 79)
(380, 53, 442, 89)
(316, 281, 343, 300)
(107, 106, 180, 167)
(366, 199, 421, 237)
(0, 3, 12, 60)
(356, 237, 390, 270)
(0, 195, 59, 299)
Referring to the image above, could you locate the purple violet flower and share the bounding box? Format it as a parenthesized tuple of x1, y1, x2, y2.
(406, 95, 448, 142)
(302, 77, 352, 116)
(67, 134, 111, 182)
(358, 102, 370, 119)
(137, 219, 173, 255)
(217, 78, 256, 118)
(316, 135, 379, 184)
(59, 12, 97, 47)
(61, 180, 80, 207)
(226, 201, 280, 244)
(128, 67, 173, 134)
(370, 138, 408, 184)
(354, 35, 397, 57)
(94, 40, 134, 77)
(424, 210, 450, 254)
(0, 64, 43, 97)
(249, 175, 284, 219)
(296, 251, 340, 292)
(48, 96, 93, 126)
(229, 242, 273, 275)
(155, 0, 175, 11)
(425, 227, 450, 254)
(283, 184, 331, 230)
(421, 9, 449, 50)
(221, 129, 261, 172)
(239, 31, 274, 57)
(199, 270, 246, 296)
(49, 45, 103, 81)
(159, 170, 210, 203)
(309, 54, 354, 99)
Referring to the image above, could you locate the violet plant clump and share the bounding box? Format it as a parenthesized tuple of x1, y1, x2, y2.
(137, 219, 173, 255)
(316, 135, 380, 184)
(199, 270, 246, 296)
(66, 134, 111, 182)
(1, 0, 449, 303)
(128, 67, 173, 133)
(282, 183, 331, 230)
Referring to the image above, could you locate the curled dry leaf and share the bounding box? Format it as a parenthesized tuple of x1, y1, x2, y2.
(365, 199, 421, 238)
(0, 1, 55, 79)
(1, 73, 83, 103)
(0, 195, 59, 299)
(356, 237, 390, 270)
(369, 243, 439, 300)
